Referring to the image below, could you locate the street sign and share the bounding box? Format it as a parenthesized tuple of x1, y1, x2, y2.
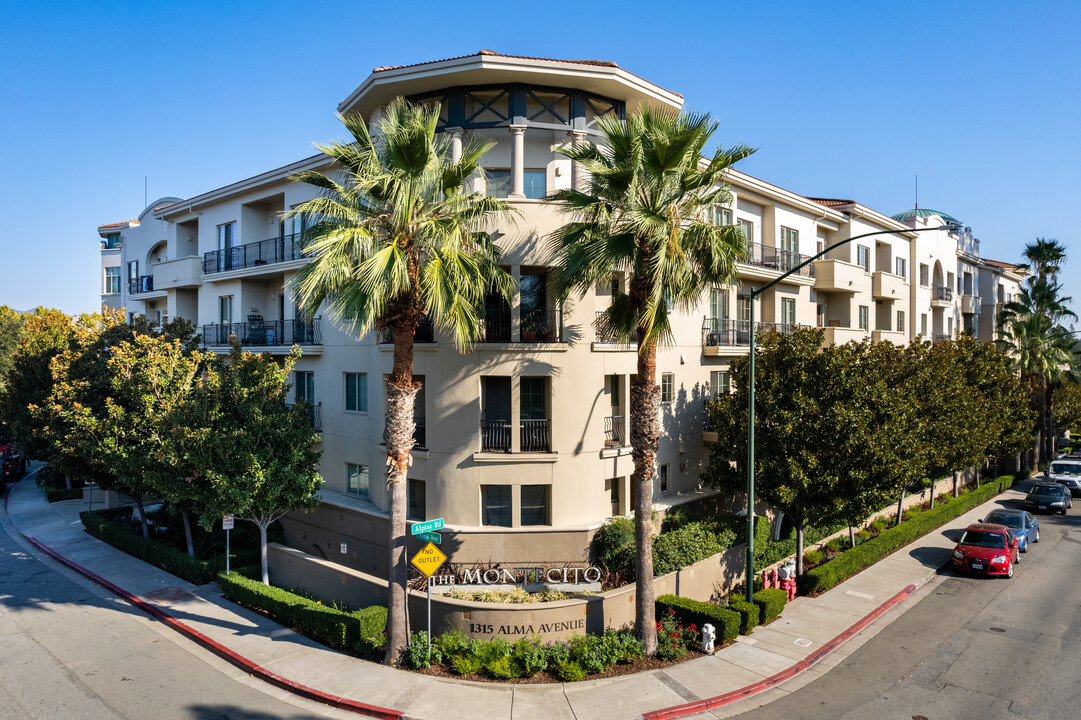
(410, 542, 447, 577)
(417, 531, 441, 544)
(222, 515, 234, 530)
(411, 518, 445, 535)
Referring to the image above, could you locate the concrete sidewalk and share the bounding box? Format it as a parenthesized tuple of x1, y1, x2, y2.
(2, 471, 1031, 720)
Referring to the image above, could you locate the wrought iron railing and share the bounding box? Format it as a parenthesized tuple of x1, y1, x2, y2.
(604, 415, 625, 447)
(202, 318, 321, 347)
(701, 318, 801, 348)
(520, 308, 557, 342)
(482, 304, 512, 342)
(933, 284, 953, 302)
(481, 419, 511, 452)
(594, 312, 623, 344)
(740, 242, 814, 277)
(413, 418, 427, 449)
(203, 233, 305, 274)
(128, 275, 154, 295)
(290, 402, 322, 432)
(933, 333, 952, 344)
(521, 419, 551, 453)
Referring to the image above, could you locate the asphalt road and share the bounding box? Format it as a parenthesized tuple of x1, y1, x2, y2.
(0, 477, 355, 720)
(731, 494, 1081, 720)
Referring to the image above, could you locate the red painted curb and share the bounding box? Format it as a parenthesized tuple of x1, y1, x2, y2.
(25, 536, 403, 720)
(643, 583, 918, 720)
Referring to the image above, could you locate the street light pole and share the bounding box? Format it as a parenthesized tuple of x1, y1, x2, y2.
(743, 222, 957, 602)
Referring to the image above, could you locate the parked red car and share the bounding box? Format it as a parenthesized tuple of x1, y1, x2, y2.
(951, 523, 1020, 578)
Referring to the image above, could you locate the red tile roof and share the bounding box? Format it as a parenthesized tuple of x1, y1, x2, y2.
(984, 258, 1021, 271)
(372, 49, 681, 98)
(806, 197, 857, 207)
(97, 219, 138, 230)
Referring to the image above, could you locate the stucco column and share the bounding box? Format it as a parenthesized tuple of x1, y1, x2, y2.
(567, 130, 587, 191)
(509, 125, 527, 199)
(446, 127, 463, 163)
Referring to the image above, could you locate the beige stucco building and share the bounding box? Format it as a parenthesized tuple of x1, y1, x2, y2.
(97, 51, 1002, 575)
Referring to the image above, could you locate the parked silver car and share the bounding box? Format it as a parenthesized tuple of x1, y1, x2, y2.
(1046, 459, 1081, 497)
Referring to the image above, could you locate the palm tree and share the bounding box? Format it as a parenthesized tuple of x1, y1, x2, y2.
(289, 98, 515, 665)
(548, 107, 752, 654)
(1017, 238, 1067, 283)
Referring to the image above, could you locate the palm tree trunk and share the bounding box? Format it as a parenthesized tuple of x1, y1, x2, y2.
(1045, 378, 1055, 461)
(631, 337, 660, 656)
(384, 318, 418, 667)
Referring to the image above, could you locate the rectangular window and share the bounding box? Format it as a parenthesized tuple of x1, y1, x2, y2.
(921, 313, 928, 336)
(295, 370, 315, 404)
(661, 373, 675, 403)
(218, 222, 235, 251)
(858, 306, 869, 330)
(483, 485, 512, 527)
(345, 373, 367, 413)
(658, 464, 670, 494)
(710, 207, 733, 226)
(609, 374, 620, 407)
(104, 267, 121, 294)
(520, 377, 547, 420)
(919, 263, 929, 287)
(710, 370, 730, 398)
(486, 169, 511, 198)
(127, 260, 139, 282)
(737, 218, 754, 244)
(709, 287, 728, 321)
(291, 213, 310, 237)
(895, 257, 907, 278)
(520, 485, 549, 526)
(897, 311, 906, 334)
(781, 297, 796, 326)
(408, 478, 426, 520)
(346, 463, 369, 498)
(779, 226, 799, 256)
(103, 232, 120, 249)
(523, 169, 546, 200)
(610, 275, 620, 296)
(857, 245, 870, 272)
(219, 295, 233, 325)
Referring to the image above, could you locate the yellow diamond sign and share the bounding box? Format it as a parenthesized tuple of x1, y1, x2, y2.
(411, 542, 447, 578)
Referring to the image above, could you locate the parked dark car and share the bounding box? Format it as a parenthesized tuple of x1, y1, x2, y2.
(952, 523, 1020, 578)
(1024, 482, 1073, 514)
(982, 509, 1039, 552)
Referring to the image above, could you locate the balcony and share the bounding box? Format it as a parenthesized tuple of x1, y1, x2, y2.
(203, 233, 305, 275)
(291, 402, 322, 433)
(871, 271, 905, 301)
(872, 329, 906, 345)
(520, 308, 557, 343)
(481, 419, 511, 452)
(482, 304, 512, 343)
(931, 284, 953, 308)
(202, 318, 322, 348)
(152, 256, 202, 290)
(521, 419, 551, 453)
(961, 294, 980, 314)
(702, 318, 800, 355)
(413, 418, 427, 450)
(604, 415, 625, 448)
(813, 259, 869, 294)
(128, 275, 155, 295)
(739, 242, 814, 278)
(821, 325, 867, 345)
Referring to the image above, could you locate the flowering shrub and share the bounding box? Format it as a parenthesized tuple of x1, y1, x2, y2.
(655, 609, 697, 661)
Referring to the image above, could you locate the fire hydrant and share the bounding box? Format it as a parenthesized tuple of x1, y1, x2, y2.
(701, 623, 716, 654)
(777, 558, 798, 601)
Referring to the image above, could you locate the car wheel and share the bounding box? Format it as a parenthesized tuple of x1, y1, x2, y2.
(1015, 551, 1020, 564)
(1035, 528, 1040, 543)
(1021, 540, 1028, 553)
(1007, 562, 1014, 579)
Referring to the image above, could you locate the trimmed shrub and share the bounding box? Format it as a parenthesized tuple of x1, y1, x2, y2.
(656, 594, 740, 644)
(598, 629, 643, 664)
(568, 633, 605, 675)
(728, 598, 760, 634)
(486, 655, 523, 679)
(545, 641, 570, 666)
(81, 510, 216, 585)
(514, 637, 549, 676)
(45, 487, 84, 502)
(452, 653, 484, 675)
(804, 549, 825, 567)
(753, 588, 788, 624)
(652, 522, 735, 575)
(804, 476, 1015, 595)
(554, 659, 587, 682)
(216, 570, 386, 650)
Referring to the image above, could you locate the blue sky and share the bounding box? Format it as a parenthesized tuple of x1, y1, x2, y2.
(2, 1, 1078, 316)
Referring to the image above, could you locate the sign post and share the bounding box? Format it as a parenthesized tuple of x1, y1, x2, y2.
(222, 515, 235, 575)
(410, 541, 448, 661)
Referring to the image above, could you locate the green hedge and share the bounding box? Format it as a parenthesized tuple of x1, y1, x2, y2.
(217, 570, 386, 649)
(728, 598, 760, 634)
(46, 487, 85, 502)
(80, 510, 217, 585)
(656, 594, 740, 644)
(804, 475, 1015, 595)
(753, 588, 787, 623)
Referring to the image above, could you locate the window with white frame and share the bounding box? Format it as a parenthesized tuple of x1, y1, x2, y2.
(896, 257, 906, 278)
(127, 260, 139, 283)
(921, 313, 928, 336)
(710, 370, 730, 398)
(219, 295, 233, 324)
(897, 311, 905, 333)
(294, 370, 315, 404)
(661, 373, 674, 403)
(710, 206, 733, 226)
(779, 226, 799, 256)
(781, 297, 796, 326)
(857, 245, 870, 272)
(104, 267, 120, 294)
(858, 305, 869, 330)
(919, 263, 929, 286)
(737, 218, 754, 244)
(346, 463, 370, 498)
(345, 373, 367, 413)
(658, 464, 670, 494)
(217, 222, 235, 251)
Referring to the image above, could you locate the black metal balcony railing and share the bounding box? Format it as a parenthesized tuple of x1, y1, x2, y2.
(378, 316, 435, 344)
(604, 415, 625, 447)
(740, 242, 814, 277)
(413, 418, 427, 450)
(933, 333, 952, 344)
(520, 308, 557, 342)
(701, 318, 801, 348)
(595, 312, 623, 344)
(933, 284, 953, 302)
(482, 305, 512, 342)
(521, 419, 551, 453)
(481, 419, 511, 452)
(203, 233, 305, 275)
(202, 318, 321, 348)
(128, 275, 154, 295)
(290, 402, 322, 432)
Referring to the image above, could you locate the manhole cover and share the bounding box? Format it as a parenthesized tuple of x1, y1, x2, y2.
(990, 627, 1006, 633)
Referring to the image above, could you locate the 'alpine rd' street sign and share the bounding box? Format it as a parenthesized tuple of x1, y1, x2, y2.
(411, 542, 447, 577)
(411, 518, 445, 535)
